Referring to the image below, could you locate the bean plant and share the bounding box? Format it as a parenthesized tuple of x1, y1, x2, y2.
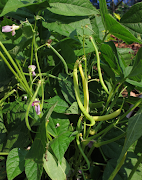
(0, 0, 142, 179)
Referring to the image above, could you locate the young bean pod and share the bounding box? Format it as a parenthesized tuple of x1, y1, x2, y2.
(79, 63, 89, 113)
(93, 108, 121, 121)
(73, 60, 95, 126)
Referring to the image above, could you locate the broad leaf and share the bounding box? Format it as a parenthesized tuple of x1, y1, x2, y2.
(120, 2, 142, 35)
(50, 0, 97, 11)
(118, 107, 142, 163)
(25, 159, 43, 180)
(50, 131, 75, 163)
(43, 150, 70, 180)
(48, 2, 98, 16)
(44, 96, 69, 113)
(104, 14, 142, 44)
(47, 112, 70, 137)
(58, 73, 76, 105)
(0, 0, 49, 17)
(6, 148, 27, 180)
(25, 103, 57, 163)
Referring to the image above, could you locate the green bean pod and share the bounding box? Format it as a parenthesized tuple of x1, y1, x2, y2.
(73, 60, 95, 126)
(93, 108, 121, 121)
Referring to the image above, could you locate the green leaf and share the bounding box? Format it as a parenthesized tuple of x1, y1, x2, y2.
(103, 152, 142, 180)
(128, 47, 142, 79)
(43, 11, 92, 40)
(65, 102, 79, 114)
(50, 131, 75, 163)
(43, 150, 70, 180)
(58, 73, 76, 105)
(118, 107, 142, 164)
(91, 16, 105, 41)
(120, 2, 142, 35)
(101, 42, 126, 76)
(25, 111, 49, 163)
(44, 96, 69, 113)
(104, 14, 142, 44)
(117, 48, 134, 66)
(50, 0, 97, 11)
(60, 42, 76, 64)
(48, 2, 98, 16)
(0, 0, 49, 17)
(99, 0, 108, 30)
(6, 148, 27, 180)
(26, 103, 57, 163)
(25, 159, 43, 180)
(47, 112, 70, 137)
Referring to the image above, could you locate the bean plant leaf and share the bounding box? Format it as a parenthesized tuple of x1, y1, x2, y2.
(50, 131, 75, 163)
(44, 96, 69, 113)
(118, 107, 142, 164)
(128, 47, 142, 79)
(6, 148, 27, 180)
(104, 14, 142, 44)
(48, 2, 98, 16)
(43, 150, 70, 180)
(47, 112, 70, 137)
(103, 151, 142, 180)
(50, 0, 97, 11)
(26, 102, 57, 163)
(25, 159, 43, 180)
(120, 2, 142, 35)
(46, 112, 75, 162)
(58, 73, 76, 105)
(0, 0, 49, 17)
(25, 110, 50, 163)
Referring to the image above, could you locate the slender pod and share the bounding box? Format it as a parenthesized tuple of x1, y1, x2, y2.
(79, 63, 89, 113)
(93, 108, 121, 121)
(73, 60, 95, 126)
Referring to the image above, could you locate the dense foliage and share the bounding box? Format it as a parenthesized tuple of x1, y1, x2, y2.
(0, 0, 142, 179)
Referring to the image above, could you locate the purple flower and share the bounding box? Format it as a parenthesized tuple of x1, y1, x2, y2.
(28, 65, 36, 77)
(32, 100, 41, 115)
(2, 24, 20, 36)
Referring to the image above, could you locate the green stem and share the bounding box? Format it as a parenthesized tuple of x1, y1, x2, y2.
(33, 36, 44, 111)
(127, 153, 142, 180)
(0, 51, 31, 96)
(90, 36, 109, 94)
(94, 133, 126, 147)
(25, 80, 41, 131)
(0, 152, 8, 155)
(30, 35, 34, 65)
(46, 43, 69, 75)
(0, 89, 16, 105)
(76, 117, 90, 170)
(0, 42, 32, 96)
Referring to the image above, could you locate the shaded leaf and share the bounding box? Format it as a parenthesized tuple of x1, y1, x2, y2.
(118, 107, 142, 163)
(6, 148, 27, 180)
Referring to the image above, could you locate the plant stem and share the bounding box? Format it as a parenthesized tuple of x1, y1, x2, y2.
(33, 35, 44, 111)
(25, 80, 41, 131)
(46, 43, 69, 75)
